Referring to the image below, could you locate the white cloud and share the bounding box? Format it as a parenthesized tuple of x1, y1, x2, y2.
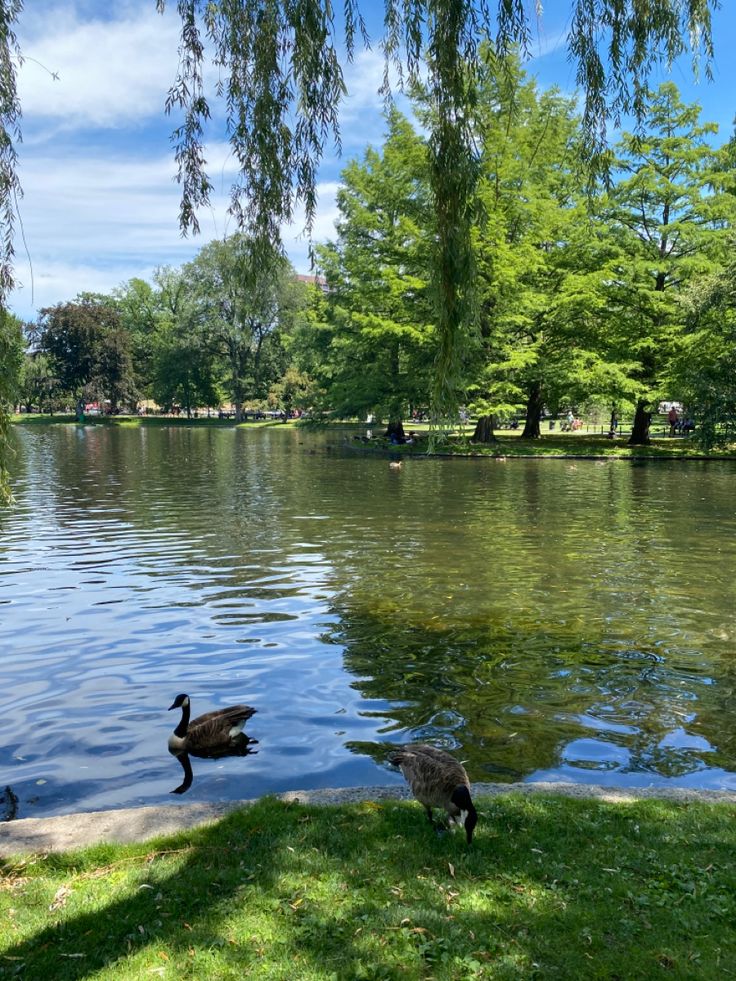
(11, 259, 149, 315)
(8, 142, 340, 319)
(339, 48, 413, 151)
(5, 3, 378, 319)
(17, 3, 181, 129)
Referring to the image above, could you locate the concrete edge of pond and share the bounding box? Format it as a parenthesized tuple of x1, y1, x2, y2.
(2, 782, 736, 856)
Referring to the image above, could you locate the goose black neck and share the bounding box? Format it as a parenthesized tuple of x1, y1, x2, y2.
(174, 701, 190, 738)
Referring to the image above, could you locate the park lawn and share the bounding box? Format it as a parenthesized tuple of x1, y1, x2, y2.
(393, 431, 736, 460)
(11, 414, 736, 457)
(10, 413, 294, 430)
(1, 794, 735, 980)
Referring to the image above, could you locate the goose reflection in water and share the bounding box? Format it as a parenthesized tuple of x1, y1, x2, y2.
(167, 693, 258, 795)
(170, 738, 259, 794)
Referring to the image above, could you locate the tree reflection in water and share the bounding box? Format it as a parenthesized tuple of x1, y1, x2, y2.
(325, 604, 730, 785)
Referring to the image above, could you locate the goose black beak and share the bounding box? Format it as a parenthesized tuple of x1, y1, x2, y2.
(168, 702, 177, 711)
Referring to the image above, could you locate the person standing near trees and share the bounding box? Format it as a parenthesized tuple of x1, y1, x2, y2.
(668, 405, 679, 436)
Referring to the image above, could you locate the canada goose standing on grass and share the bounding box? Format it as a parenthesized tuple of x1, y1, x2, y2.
(389, 743, 478, 843)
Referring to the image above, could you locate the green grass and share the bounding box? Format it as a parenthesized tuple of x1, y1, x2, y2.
(383, 431, 736, 460)
(2, 794, 735, 979)
(11, 414, 736, 457)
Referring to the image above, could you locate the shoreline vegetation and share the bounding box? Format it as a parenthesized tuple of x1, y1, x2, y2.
(11, 413, 736, 460)
(2, 793, 735, 978)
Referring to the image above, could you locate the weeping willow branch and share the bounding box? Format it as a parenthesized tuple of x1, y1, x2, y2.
(0, 0, 22, 305)
(155, 0, 717, 418)
(0, 1, 22, 503)
(0, 0, 720, 423)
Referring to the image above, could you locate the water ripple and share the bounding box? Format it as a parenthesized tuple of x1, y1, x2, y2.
(2, 426, 736, 817)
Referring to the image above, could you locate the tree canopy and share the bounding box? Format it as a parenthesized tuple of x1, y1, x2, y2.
(0, 2, 721, 399)
(152, 0, 718, 414)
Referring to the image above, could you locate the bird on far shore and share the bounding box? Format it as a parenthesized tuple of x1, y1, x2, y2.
(388, 743, 478, 843)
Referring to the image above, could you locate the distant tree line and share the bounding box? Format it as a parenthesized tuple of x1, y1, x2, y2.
(19, 236, 311, 423)
(10, 65, 736, 449)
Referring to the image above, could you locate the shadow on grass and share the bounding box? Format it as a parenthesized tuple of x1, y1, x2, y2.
(1, 794, 735, 979)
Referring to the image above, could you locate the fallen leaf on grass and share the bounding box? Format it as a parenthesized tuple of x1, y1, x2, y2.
(448, 863, 455, 878)
(49, 886, 72, 911)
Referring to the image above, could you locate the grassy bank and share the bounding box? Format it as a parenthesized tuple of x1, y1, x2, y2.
(11, 414, 736, 458)
(2, 794, 735, 979)
(363, 430, 736, 460)
(10, 413, 293, 430)
(425, 432, 736, 459)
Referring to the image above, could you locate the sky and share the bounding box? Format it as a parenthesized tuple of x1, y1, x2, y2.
(7, 0, 736, 322)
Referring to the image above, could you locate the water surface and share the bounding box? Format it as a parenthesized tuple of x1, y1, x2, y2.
(1, 424, 735, 818)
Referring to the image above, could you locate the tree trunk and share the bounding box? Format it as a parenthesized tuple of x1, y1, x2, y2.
(471, 414, 496, 443)
(521, 382, 543, 439)
(629, 401, 651, 445)
(234, 400, 243, 423)
(385, 419, 406, 442)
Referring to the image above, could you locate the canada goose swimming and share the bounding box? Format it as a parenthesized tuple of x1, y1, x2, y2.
(168, 694, 258, 794)
(168, 693, 257, 756)
(389, 743, 478, 843)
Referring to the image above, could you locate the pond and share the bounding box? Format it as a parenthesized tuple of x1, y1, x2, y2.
(1, 424, 736, 819)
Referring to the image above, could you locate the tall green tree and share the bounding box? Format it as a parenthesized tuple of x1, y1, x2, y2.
(468, 55, 628, 440)
(183, 236, 306, 420)
(603, 82, 734, 443)
(18, 350, 56, 414)
(34, 295, 137, 412)
(0, 306, 22, 500)
(114, 278, 163, 401)
(672, 261, 736, 448)
(299, 111, 434, 436)
(149, 266, 223, 415)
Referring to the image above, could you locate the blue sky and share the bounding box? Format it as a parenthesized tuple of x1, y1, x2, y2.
(8, 0, 736, 321)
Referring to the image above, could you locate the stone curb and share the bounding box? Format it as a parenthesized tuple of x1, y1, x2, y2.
(2, 782, 735, 857)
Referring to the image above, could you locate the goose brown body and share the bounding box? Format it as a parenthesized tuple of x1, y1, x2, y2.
(168, 694, 257, 756)
(389, 743, 478, 842)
